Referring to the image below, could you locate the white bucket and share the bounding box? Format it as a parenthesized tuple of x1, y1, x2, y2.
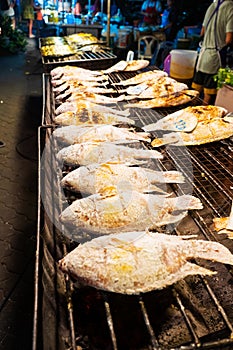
(170, 49, 198, 80)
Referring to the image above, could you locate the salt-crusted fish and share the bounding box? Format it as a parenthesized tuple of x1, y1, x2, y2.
(58, 230, 233, 294)
(55, 86, 116, 103)
(52, 79, 107, 93)
(143, 110, 198, 133)
(53, 125, 151, 145)
(113, 70, 167, 86)
(60, 188, 203, 235)
(102, 60, 128, 73)
(126, 90, 199, 109)
(50, 65, 103, 79)
(54, 110, 135, 126)
(51, 77, 108, 88)
(60, 163, 184, 194)
(123, 59, 150, 71)
(144, 105, 228, 133)
(57, 142, 163, 166)
(103, 59, 150, 74)
(55, 91, 127, 105)
(124, 76, 188, 99)
(151, 117, 233, 147)
(55, 101, 130, 117)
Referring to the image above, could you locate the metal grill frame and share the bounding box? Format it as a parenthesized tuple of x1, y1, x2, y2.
(33, 69, 233, 350)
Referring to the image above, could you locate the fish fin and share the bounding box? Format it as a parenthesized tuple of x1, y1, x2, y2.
(113, 139, 141, 145)
(217, 229, 233, 239)
(142, 187, 171, 196)
(177, 262, 216, 279)
(109, 159, 148, 166)
(223, 116, 233, 124)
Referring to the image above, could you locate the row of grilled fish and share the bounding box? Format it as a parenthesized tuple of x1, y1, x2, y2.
(49, 65, 233, 295)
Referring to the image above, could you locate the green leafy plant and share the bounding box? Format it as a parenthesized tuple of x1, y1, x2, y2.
(214, 67, 233, 89)
(0, 15, 27, 53)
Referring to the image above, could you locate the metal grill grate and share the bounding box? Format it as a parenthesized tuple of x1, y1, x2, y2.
(33, 68, 233, 350)
(41, 50, 117, 72)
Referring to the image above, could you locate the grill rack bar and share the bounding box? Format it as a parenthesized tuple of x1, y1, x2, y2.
(172, 288, 201, 348)
(102, 296, 118, 350)
(139, 298, 160, 349)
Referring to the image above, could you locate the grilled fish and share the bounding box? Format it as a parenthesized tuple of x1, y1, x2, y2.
(143, 105, 228, 133)
(58, 230, 233, 294)
(103, 59, 150, 74)
(54, 111, 135, 126)
(57, 142, 163, 166)
(113, 70, 167, 86)
(61, 163, 184, 195)
(51, 72, 108, 84)
(60, 188, 203, 235)
(55, 86, 116, 103)
(52, 79, 107, 93)
(55, 91, 127, 105)
(126, 90, 199, 109)
(53, 125, 151, 145)
(55, 101, 130, 117)
(151, 117, 233, 147)
(124, 59, 150, 71)
(51, 77, 108, 89)
(50, 65, 103, 80)
(124, 76, 188, 99)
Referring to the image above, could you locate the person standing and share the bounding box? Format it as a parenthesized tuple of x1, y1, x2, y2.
(160, 0, 179, 41)
(14, 0, 21, 27)
(22, 0, 35, 38)
(191, 0, 233, 104)
(73, 0, 82, 17)
(0, 0, 16, 29)
(141, 0, 162, 26)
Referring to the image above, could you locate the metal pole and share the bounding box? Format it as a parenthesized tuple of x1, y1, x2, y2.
(107, 0, 111, 47)
(100, 0, 103, 23)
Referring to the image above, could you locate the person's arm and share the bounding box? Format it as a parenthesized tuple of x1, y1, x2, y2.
(200, 26, 205, 37)
(226, 32, 233, 46)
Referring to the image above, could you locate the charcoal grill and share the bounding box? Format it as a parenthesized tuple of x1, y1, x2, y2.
(33, 68, 233, 350)
(40, 49, 117, 73)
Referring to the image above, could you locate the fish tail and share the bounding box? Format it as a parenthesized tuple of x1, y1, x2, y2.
(136, 149, 163, 160)
(170, 195, 203, 210)
(148, 170, 185, 183)
(185, 240, 233, 265)
(151, 211, 188, 227)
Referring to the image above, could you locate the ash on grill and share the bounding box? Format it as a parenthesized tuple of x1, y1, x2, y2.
(34, 69, 233, 350)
